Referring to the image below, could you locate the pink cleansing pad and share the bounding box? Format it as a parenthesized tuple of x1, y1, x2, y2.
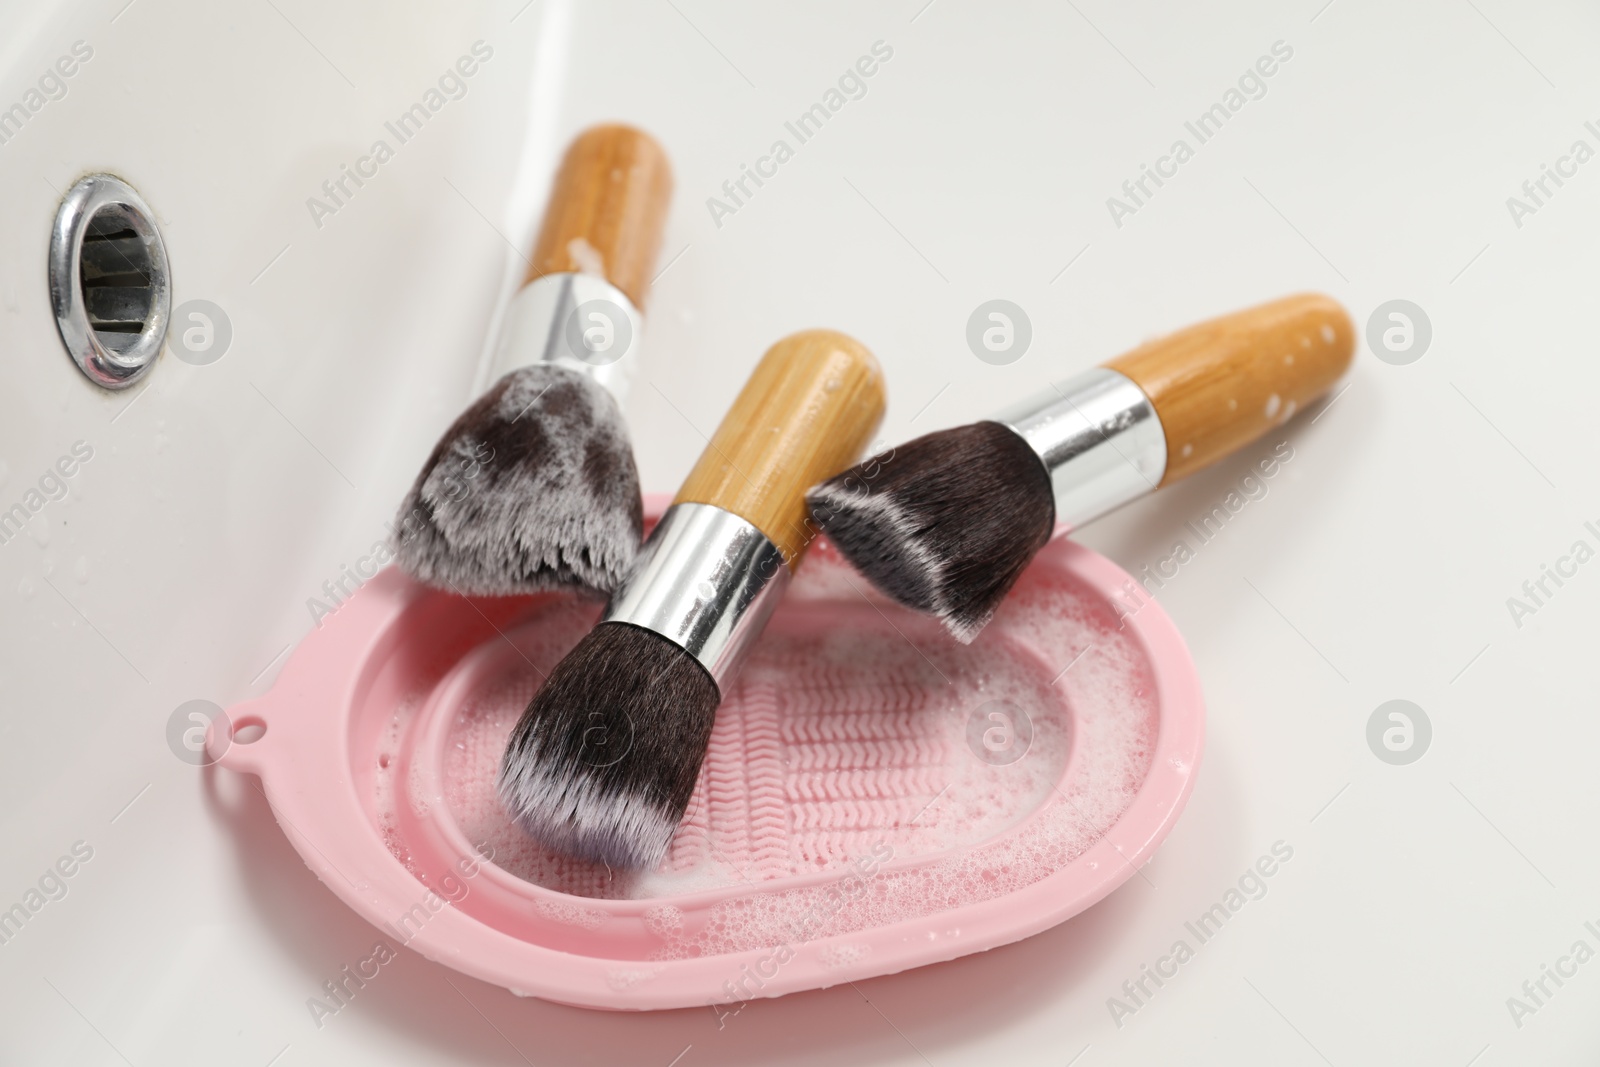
(216, 496, 1204, 1010)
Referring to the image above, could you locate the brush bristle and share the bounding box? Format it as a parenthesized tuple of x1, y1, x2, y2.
(393, 365, 643, 598)
(497, 622, 720, 869)
(806, 421, 1055, 643)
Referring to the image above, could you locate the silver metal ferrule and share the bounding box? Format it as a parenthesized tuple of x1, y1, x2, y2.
(996, 367, 1168, 532)
(489, 271, 643, 405)
(601, 503, 791, 689)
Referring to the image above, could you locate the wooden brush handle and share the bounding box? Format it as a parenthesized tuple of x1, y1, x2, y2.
(675, 330, 886, 567)
(1105, 293, 1353, 485)
(528, 124, 673, 309)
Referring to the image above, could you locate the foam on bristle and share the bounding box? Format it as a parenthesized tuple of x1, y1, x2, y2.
(370, 542, 1160, 951)
(392, 363, 643, 598)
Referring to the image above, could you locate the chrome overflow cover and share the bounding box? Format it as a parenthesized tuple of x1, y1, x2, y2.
(50, 174, 171, 390)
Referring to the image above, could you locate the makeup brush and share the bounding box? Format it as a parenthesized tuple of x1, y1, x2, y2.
(393, 124, 673, 597)
(498, 330, 886, 868)
(808, 292, 1355, 642)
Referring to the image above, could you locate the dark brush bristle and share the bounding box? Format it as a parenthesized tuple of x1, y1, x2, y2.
(496, 622, 720, 869)
(806, 421, 1055, 643)
(393, 364, 643, 598)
